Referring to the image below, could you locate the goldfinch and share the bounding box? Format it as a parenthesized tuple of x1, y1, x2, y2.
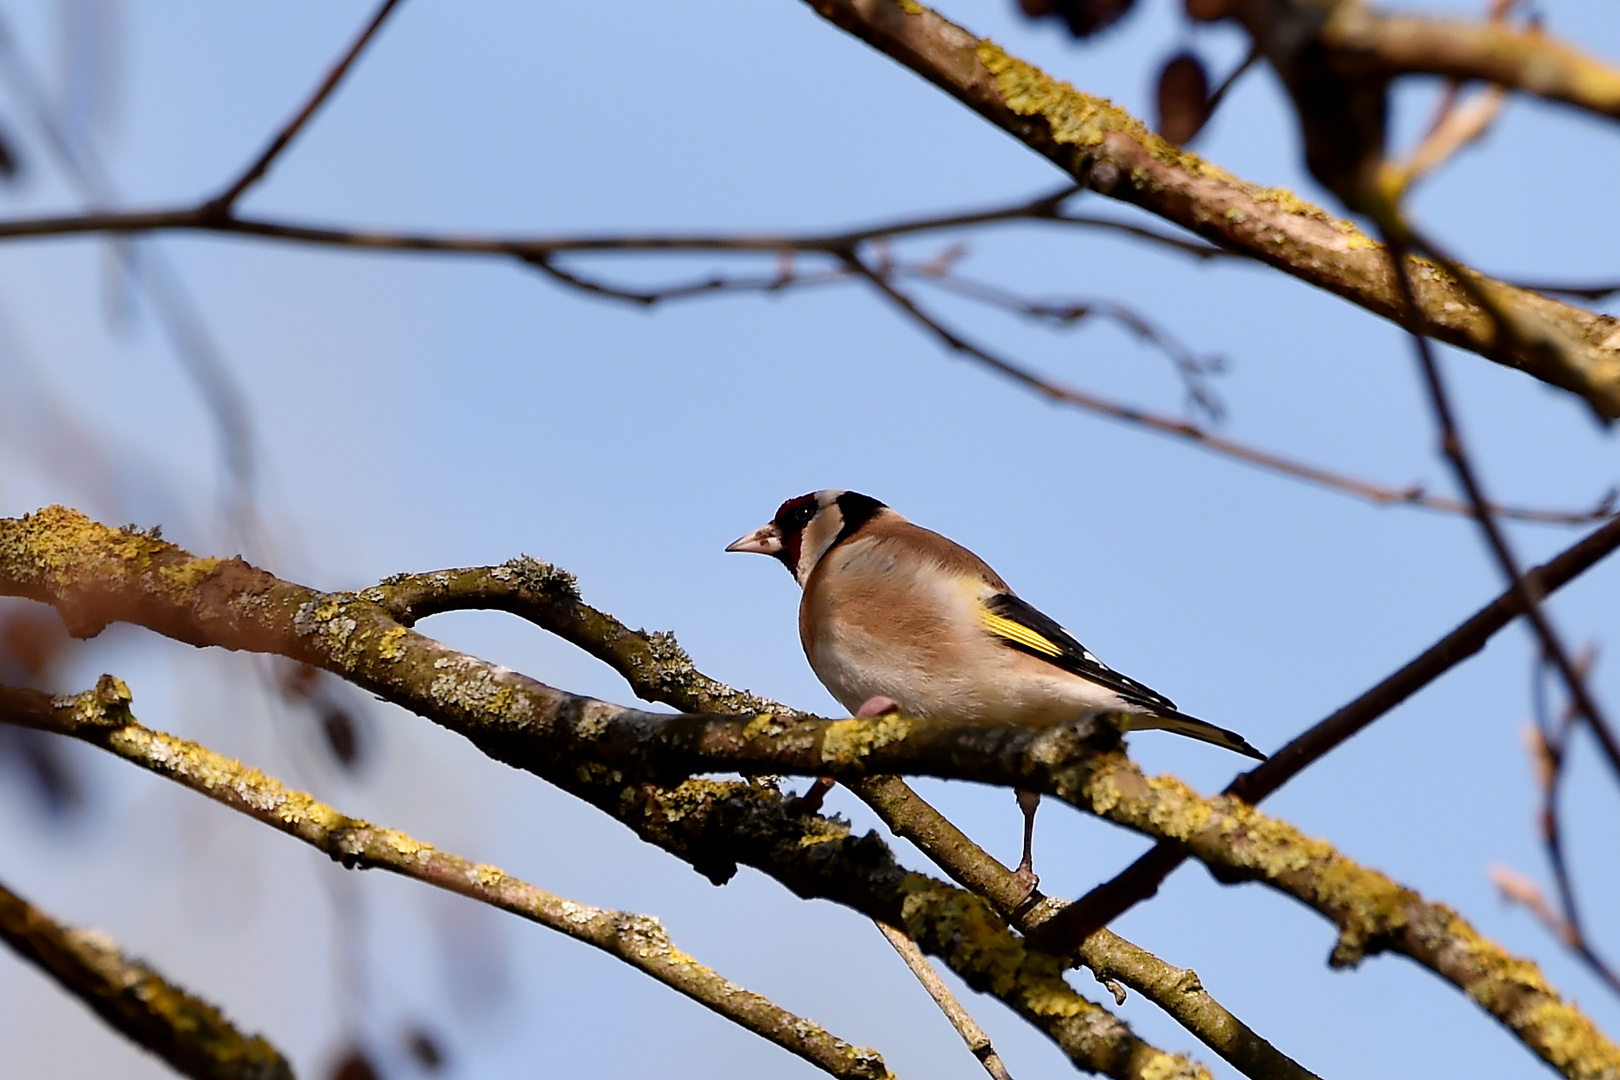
(727, 490, 1264, 884)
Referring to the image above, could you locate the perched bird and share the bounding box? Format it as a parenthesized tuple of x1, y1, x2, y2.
(727, 489, 1264, 886)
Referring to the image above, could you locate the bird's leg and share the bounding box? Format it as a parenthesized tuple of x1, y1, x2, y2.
(1014, 788, 1041, 895)
(793, 696, 901, 814)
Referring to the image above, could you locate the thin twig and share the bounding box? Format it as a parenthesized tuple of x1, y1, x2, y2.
(1522, 653, 1620, 997)
(1507, 279, 1620, 302)
(0, 191, 1606, 523)
(846, 250, 1610, 525)
(205, 0, 406, 213)
(1035, 510, 1620, 950)
(876, 923, 1015, 1080)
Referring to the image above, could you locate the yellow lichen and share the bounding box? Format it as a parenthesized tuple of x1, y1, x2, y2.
(159, 557, 223, 591)
(742, 713, 788, 741)
(819, 715, 911, 766)
(976, 41, 1141, 152)
(377, 625, 408, 661)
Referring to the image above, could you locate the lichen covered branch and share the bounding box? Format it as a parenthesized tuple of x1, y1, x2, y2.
(0, 508, 1201, 1080)
(0, 677, 893, 1080)
(372, 559, 1321, 1080)
(3, 507, 1616, 1079)
(0, 845, 291, 1080)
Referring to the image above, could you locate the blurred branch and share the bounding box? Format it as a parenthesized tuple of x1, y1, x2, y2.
(371, 558, 1321, 1080)
(1510, 279, 1620, 303)
(0, 509, 1207, 1080)
(1318, 8, 1620, 123)
(1394, 85, 1507, 191)
(0, 678, 894, 1080)
(4, 509, 1616, 1080)
(1043, 508, 1620, 947)
(0, 11, 260, 544)
(799, 0, 1620, 421)
(204, 0, 405, 213)
(0, 856, 291, 1080)
(876, 922, 1015, 1080)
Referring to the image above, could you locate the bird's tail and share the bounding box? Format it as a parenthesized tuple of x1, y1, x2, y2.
(1121, 711, 1267, 760)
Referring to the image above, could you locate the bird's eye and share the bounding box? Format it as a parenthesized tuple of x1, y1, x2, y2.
(792, 504, 816, 525)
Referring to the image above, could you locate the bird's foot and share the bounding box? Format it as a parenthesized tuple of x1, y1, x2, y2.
(855, 695, 902, 718)
(1012, 859, 1041, 902)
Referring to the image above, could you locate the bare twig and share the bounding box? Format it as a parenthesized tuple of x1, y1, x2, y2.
(1513, 654, 1620, 998)
(0, 178, 1606, 524)
(847, 250, 1610, 525)
(876, 923, 1015, 1080)
(1398, 85, 1508, 189)
(0, 865, 292, 1080)
(0, 677, 894, 1080)
(1038, 509, 1620, 949)
(1508, 279, 1620, 302)
(205, 0, 406, 213)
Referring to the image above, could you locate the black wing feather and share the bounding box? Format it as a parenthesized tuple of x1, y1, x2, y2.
(983, 593, 1178, 713)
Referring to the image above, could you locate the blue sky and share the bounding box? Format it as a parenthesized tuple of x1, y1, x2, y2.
(1, 2, 1617, 1078)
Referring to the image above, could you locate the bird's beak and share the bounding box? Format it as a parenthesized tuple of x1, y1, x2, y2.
(725, 523, 783, 555)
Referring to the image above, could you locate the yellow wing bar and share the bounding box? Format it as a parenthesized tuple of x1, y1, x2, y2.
(978, 606, 1063, 657)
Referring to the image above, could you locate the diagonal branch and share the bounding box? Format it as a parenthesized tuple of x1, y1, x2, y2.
(0, 677, 894, 1080)
(798, 0, 1620, 420)
(876, 922, 1015, 1080)
(3, 508, 1616, 1080)
(844, 251, 1609, 525)
(0, 861, 291, 1080)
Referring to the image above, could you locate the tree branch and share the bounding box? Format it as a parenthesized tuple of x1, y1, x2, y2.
(798, 0, 1620, 421)
(0, 509, 1205, 1080)
(2, 508, 1615, 1080)
(0, 677, 894, 1080)
(370, 559, 1324, 1080)
(0, 191, 1607, 524)
(0, 856, 292, 1080)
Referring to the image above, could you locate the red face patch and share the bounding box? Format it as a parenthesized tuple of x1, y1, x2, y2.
(771, 493, 819, 573)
